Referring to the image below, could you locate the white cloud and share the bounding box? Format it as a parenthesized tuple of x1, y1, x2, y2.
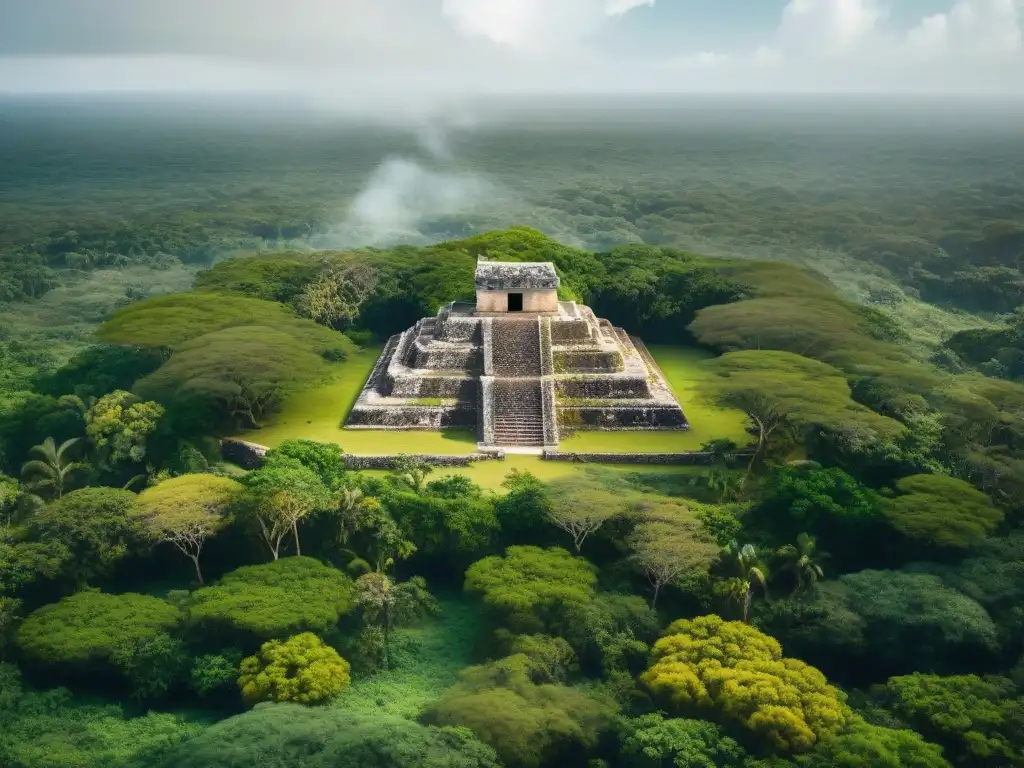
(776, 0, 887, 56)
(604, 0, 656, 15)
(728, 0, 1024, 90)
(907, 0, 1023, 57)
(0, 0, 1022, 95)
(440, 0, 655, 52)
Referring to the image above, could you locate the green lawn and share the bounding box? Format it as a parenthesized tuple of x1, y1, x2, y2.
(560, 345, 750, 453)
(237, 346, 478, 455)
(359, 458, 704, 491)
(236, 343, 750, 481)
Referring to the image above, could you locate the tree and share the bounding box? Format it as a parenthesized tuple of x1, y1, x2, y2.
(759, 571, 1001, 684)
(385, 485, 499, 564)
(875, 673, 1024, 768)
(0, 473, 22, 529)
(26, 487, 143, 587)
(353, 572, 440, 670)
(390, 455, 434, 493)
(752, 467, 885, 570)
(240, 461, 332, 559)
(717, 540, 770, 623)
(544, 476, 626, 552)
(98, 292, 355, 359)
(884, 474, 1004, 553)
(135, 474, 241, 584)
(16, 590, 180, 675)
(617, 713, 752, 768)
(798, 717, 952, 768)
(628, 500, 719, 608)
(193, 253, 321, 304)
(264, 439, 346, 490)
(641, 614, 849, 754)
(190, 650, 243, 699)
(186, 557, 353, 648)
(136, 326, 336, 430)
(20, 436, 87, 499)
(494, 470, 554, 545)
(561, 593, 660, 679)
(112, 632, 190, 702)
(0, 596, 21, 660)
(464, 546, 598, 634)
(424, 654, 616, 768)
(776, 533, 826, 596)
(699, 351, 904, 483)
(331, 485, 368, 547)
(238, 632, 351, 706)
(84, 390, 164, 465)
(0, 663, 202, 768)
(140, 705, 502, 768)
(297, 260, 379, 330)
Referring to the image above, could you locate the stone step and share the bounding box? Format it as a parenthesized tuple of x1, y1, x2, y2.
(491, 374, 546, 447)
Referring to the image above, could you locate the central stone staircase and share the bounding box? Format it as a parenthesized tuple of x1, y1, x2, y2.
(491, 319, 545, 447)
(492, 380, 545, 446)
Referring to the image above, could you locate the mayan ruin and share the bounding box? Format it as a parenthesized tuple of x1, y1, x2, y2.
(346, 259, 688, 450)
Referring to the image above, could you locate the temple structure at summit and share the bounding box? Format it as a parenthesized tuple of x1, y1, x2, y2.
(345, 259, 688, 450)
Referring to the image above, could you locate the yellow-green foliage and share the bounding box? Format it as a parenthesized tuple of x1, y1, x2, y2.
(136, 474, 241, 526)
(702, 350, 905, 446)
(186, 557, 354, 645)
(641, 614, 848, 753)
(464, 547, 598, 634)
(238, 632, 351, 706)
(98, 292, 355, 358)
(884, 474, 1003, 551)
(16, 590, 180, 667)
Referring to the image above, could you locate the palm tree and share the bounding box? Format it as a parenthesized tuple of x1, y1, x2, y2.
(705, 467, 743, 502)
(775, 533, 825, 596)
(21, 437, 87, 499)
(721, 540, 770, 623)
(334, 487, 366, 547)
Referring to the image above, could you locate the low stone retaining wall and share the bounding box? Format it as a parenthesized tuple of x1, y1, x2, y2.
(542, 450, 717, 465)
(221, 439, 269, 469)
(221, 439, 504, 470)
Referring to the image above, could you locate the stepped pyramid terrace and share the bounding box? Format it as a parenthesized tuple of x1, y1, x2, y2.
(346, 259, 689, 449)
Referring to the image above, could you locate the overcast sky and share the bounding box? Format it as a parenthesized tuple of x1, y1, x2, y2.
(0, 0, 1021, 97)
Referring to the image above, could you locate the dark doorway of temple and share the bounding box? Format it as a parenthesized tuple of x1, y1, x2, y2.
(508, 293, 524, 312)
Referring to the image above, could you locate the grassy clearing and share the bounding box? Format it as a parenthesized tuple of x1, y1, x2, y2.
(239, 344, 749, 484)
(560, 345, 751, 453)
(238, 346, 478, 455)
(333, 594, 481, 719)
(359, 458, 704, 492)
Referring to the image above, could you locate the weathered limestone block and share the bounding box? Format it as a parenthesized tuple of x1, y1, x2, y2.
(557, 406, 688, 429)
(550, 319, 593, 343)
(556, 376, 652, 399)
(346, 405, 476, 429)
(554, 349, 625, 373)
(389, 376, 477, 399)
